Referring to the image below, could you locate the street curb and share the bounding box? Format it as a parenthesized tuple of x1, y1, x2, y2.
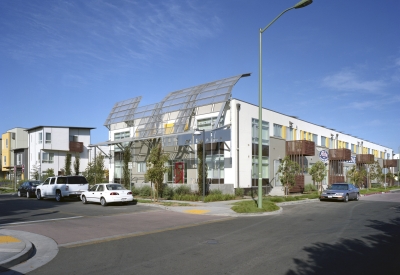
(0, 236, 34, 272)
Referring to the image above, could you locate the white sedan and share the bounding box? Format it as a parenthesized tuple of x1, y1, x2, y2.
(81, 183, 134, 206)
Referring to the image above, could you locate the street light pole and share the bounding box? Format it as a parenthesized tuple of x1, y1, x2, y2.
(258, 0, 312, 208)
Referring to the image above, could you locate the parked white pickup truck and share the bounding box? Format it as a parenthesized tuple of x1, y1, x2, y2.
(36, 176, 89, 202)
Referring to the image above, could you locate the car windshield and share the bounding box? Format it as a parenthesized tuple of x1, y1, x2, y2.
(106, 184, 125, 190)
(30, 182, 39, 187)
(330, 184, 348, 190)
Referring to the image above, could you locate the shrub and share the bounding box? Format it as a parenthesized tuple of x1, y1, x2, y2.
(304, 184, 317, 193)
(204, 193, 236, 202)
(139, 185, 153, 197)
(173, 193, 200, 201)
(174, 185, 191, 195)
(268, 197, 285, 203)
(131, 186, 140, 196)
(209, 189, 222, 195)
(162, 185, 174, 200)
(235, 188, 244, 198)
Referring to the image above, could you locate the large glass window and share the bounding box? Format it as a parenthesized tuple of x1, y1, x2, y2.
(197, 117, 217, 131)
(38, 132, 43, 144)
(252, 156, 269, 179)
(273, 124, 282, 138)
(137, 162, 147, 173)
(287, 128, 293, 141)
(321, 136, 326, 147)
(16, 153, 23, 165)
(251, 118, 269, 145)
(42, 153, 54, 163)
(206, 154, 224, 179)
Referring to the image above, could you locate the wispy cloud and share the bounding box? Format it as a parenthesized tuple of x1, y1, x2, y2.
(0, 0, 222, 81)
(322, 69, 386, 93)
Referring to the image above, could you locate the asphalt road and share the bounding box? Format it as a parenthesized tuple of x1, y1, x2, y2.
(2, 193, 400, 275)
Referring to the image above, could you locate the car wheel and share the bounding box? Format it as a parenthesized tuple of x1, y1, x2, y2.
(82, 196, 87, 204)
(344, 194, 349, 202)
(36, 190, 42, 200)
(100, 197, 107, 207)
(26, 192, 30, 198)
(18, 191, 21, 197)
(355, 193, 360, 201)
(55, 191, 62, 202)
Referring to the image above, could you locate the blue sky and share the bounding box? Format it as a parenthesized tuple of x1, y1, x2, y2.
(1, 0, 399, 153)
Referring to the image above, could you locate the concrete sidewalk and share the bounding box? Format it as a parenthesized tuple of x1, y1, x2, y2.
(0, 230, 58, 274)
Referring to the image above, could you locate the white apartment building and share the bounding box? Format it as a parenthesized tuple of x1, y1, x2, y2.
(27, 126, 94, 179)
(91, 73, 396, 195)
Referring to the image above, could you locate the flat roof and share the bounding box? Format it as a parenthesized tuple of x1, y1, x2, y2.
(25, 126, 96, 132)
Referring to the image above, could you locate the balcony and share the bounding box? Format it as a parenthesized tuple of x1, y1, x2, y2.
(69, 141, 84, 153)
(356, 154, 374, 164)
(329, 149, 351, 161)
(286, 140, 315, 156)
(329, 175, 345, 184)
(383, 159, 398, 168)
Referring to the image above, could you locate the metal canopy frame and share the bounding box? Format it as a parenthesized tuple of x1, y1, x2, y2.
(95, 73, 250, 150)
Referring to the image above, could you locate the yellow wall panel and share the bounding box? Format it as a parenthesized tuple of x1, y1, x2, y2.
(164, 123, 174, 134)
(282, 126, 286, 139)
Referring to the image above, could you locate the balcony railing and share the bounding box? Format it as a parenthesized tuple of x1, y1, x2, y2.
(356, 154, 374, 164)
(329, 149, 351, 161)
(286, 140, 315, 156)
(383, 159, 398, 168)
(69, 141, 84, 153)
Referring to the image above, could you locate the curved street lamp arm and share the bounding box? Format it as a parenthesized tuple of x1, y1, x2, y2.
(260, 7, 294, 34)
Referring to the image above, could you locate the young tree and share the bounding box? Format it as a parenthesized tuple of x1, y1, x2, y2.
(197, 142, 208, 196)
(73, 154, 80, 175)
(369, 161, 383, 186)
(122, 145, 132, 188)
(83, 154, 106, 185)
(65, 153, 72, 175)
(277, 156, 300, 196)
(145, 142, 169, 202)
(30, 164, 40, 180)
(346, 166, 367, 188)
(42, 168, 55, 179)
(308, 161, 327, 194)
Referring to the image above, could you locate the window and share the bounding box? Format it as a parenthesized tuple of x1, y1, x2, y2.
(313, 134, 318, 143)
(38, 132, 43, 144)
(45, 133, 51, 144)
(197, 117, 217, 130)
(137, 162, 147, 173)
(3, 156, 6, 166)
(5, 139, 8, 148)
(206, 154, 224, 179)
(287, 128, 293, 141)
(273, 124, 282, 138)
(16, 153, 23, 165)
(42, 152, 54, 163)
(252, 156, 269, 179)
(252, 118, 269, 145)
(321, 136, 326, 147)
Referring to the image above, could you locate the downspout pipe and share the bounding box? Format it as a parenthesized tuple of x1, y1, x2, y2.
(236, 103, 241, 189)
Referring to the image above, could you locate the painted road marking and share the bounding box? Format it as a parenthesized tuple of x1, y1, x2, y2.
(183, 209, 210, 215)
(0, 216, 84, 227)
(61, 217, 234, 248)
(0, 236, 21, 243)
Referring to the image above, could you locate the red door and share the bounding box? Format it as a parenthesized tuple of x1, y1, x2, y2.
(174, 162, 184, 183)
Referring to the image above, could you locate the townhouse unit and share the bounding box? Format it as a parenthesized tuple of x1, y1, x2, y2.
(90, 73, 396, 195)
(27, 126, 95, 180)
(1, 128, 28, 181)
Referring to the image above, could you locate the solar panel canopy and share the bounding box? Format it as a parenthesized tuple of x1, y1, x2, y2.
(104, 73, 250, 139)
